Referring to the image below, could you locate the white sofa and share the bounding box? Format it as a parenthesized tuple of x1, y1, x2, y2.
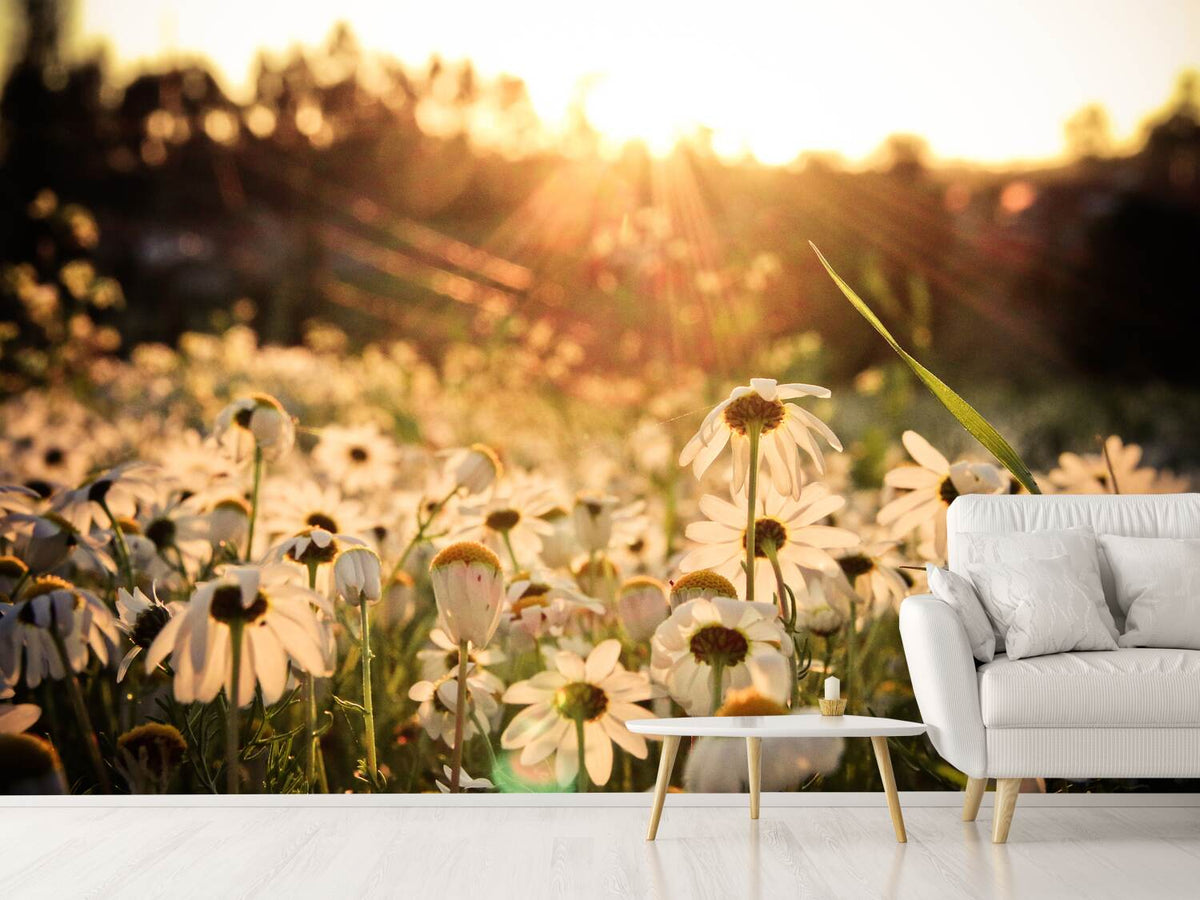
(900, 493, 1200, 842)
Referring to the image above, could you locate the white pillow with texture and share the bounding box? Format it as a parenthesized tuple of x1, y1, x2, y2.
(926, 564, 995, 662)
(1099, 535, 1200, 650)
(966, 555, 1118, 660)
(957, 528, 1119, 649)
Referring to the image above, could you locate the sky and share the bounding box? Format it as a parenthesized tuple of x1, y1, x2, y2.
(53, 0, 1200, 165)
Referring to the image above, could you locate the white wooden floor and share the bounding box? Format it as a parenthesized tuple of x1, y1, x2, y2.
(2, 802, 1200, 899)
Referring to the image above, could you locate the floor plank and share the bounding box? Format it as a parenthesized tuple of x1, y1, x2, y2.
(2, 804, 1199, 899)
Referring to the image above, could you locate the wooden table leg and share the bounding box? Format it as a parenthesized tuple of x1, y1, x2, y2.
(870, 735, 907, 843)
(963, 776, 987, 822)
(746, 737, 762, 820)
(646, 735, 681, 841)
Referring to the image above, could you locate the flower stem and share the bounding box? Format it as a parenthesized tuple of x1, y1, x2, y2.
(50, 631, 111, 793)
(359, 597, 378, 785)
(225, 621, 244, 794)
(744, 423, 762, 602)
(501, 530, 520, 571)
(387, 486, 458, 584)
(304, 560, 321, 793)
(450, 639, 470, 792)
(710, 660, 726, 714)
(99, 499, 135, 592)
(574, 717, 588, 793)
(244, 446, 264, 562)
(844, 598, 857, 711)
(470, 707, 499, 778)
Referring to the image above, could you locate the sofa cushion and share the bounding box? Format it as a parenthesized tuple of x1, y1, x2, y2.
(1099, 535, 1200, 650)
(957, 527, 1119, 649)
(925, 564, 995, 662)
(967, 555, 1117, 660)
(978, 648, 1200, 728)
(947, 494, 1200, 630)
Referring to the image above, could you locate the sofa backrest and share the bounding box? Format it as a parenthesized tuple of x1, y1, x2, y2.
(947, 493, 1200, 630)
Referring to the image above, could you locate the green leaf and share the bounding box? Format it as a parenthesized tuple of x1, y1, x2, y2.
(809, 242, 1040, 494)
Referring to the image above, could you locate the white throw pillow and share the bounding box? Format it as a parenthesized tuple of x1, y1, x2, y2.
(956, 528, 1119, 649)
(1099, 535, 1200, 650)
(926, 564, 995, 662)
(966, 555, 1118, 660)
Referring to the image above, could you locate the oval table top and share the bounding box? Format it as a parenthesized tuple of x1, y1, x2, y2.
(626, 713, 926, 739)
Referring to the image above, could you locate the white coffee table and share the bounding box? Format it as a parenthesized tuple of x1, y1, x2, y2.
(627, 713, 927, 842)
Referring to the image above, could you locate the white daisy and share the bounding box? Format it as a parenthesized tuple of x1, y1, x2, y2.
(114, 585, 174, 681)
(832, 541, 912, 614)
(505, 569, 606, 643)
(680, 483, 859, 604)
(0, 576, 118, 688)
(213, 393, 295, 462)
(453, 474, 558, 569)
(650, 597, 790, 715)
(259, 480, 370, 545)
(408, 663, 504, 748)
(416, 627, 507, 683)
(501, 639, 654, 788)
(50, 462, 161, 534)
(436, 765, 493, 793)
(679, 378, 841, 498)
(1048, 435, 1190, 495)
(877, 430, 1004, 557)
(144, 564, 329, 707)
(311, 423, 403, 495)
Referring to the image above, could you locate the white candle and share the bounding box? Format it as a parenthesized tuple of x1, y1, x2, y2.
(824, 676, 840, 701)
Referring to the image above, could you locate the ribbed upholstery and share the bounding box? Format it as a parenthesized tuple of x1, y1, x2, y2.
(899, 595, 988, 777)
(902, 494, 1200, 780)
(948, 493, 1200, 631)
(986, 728, 1200, 778)
(979, 649, 1200, 727)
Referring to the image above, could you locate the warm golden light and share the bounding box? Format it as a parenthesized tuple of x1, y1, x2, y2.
(54, 0, 1200, 164)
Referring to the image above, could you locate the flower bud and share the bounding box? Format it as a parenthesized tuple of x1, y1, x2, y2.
(215, 393, 295, 461)
(449, 444, 502, 496)
(572, 491, 618, 554)
(616, 576, 668, 642)
(208, 497, 250, 549)
(429, 541, 505, 649)
(669, 569, 738, 608)
(334, 546, 383, 604)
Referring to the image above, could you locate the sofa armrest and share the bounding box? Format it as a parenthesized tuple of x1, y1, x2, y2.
(899, 594, 987, 778)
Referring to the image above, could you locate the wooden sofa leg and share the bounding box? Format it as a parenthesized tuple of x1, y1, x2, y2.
(963, 777, 987, 822)
(992, 778, 1020, 843)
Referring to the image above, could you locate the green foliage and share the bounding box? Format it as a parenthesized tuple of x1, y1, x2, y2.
(810, 242, 1041, 494)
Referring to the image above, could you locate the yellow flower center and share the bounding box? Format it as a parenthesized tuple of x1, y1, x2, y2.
(132, 605, 172, 649)
(938, 476, 959, 505)
(717, 688, 788, 717)
(743, 517, 788, 558)
(117, 723, 187, 768)
(210, 585, 269, 624)
(287, 528, 338, 565)
(0, 555, 29, 579)
(430, 541, 501, 571)
(619, 575, 667, 598)
(305, 511, 340, 533)
(723, 393, 786, 436)
(689, 624, 749, 667)
(214, 497, 252, 517)
(838, 553, 875, 579)
(484, 508, 521, 532)
(511, 582, 551, 614)
(553, 681, 609, 722)
(671, 570, 737, 599)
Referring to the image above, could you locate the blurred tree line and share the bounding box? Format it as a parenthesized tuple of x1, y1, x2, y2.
(2, 0, 1198, 393)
